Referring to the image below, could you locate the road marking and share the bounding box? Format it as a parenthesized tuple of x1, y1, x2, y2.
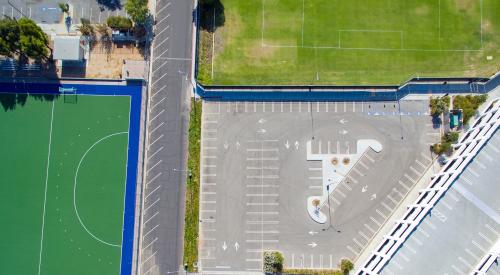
(352, 102, 355, 112)
(458, 257, 473, 269)
(245, 230, 279, 234)
(246, 175, 279, 179)
(404, 173, 417, 184)
(392, 260, 403, 270)
(344, 102, 347, 112)
(147, 172, 162, 185)
(346, 245, 359, 256)
(399, 252, 410, 262)
(308, 167, 322, 171)
(419, 228, 430, 237)
(387, 195, 399, 204)
(246, 194, 279, 197)
(342, 183, 352, 191)
(335, 102, 337, 112)
(246, 202, 279, 206)
(425, 219, 437, 230)
(376, 209, 387, 219)
(451, 265, 462, 274)
(485, 224, 499, 236)
(381, 201, 393, 211)
(415, 159, 427, 169)
(246, 259, 262, 262)
(472, 240, 487, 253)
(412, 236, 423, 246)
(246, 184, 279, 188)
(143, 224, 160, 239)
(147, 145, 164, 160)
(336, 189, 347, 198)
(364, 154, 375, 163)
(478, 232, 493, 244)
(246, 239, 279, 243)
(409, 166, 421, 176)
(420, 152, 432, 162)
(145, 185, 161, 201)
(441, 200, 453, 210)
(346, 175, 358, 184)
(309, 176, 322, 180)
(465, 248, 479, 259)
(309, 186, 322, 189)
(142, 237, 158, 251)
(405, 244, 417, 254)
(359, 231, 370, 241)
(246, 212, 279, 215)
(352, 238, 364, 248)
(370, 216, 382, 226)
(352, 168, 364, 177)
(358, 160, 369, 170)
(144, 198, 161, 213)
(247, 221, 279, 225)
(364, 223, 376, 233)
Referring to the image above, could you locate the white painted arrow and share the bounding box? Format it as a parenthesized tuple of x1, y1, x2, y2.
(339, 119, 348, 124)
(308, 230, 318, 236)
(223, 141, 229, 149)
(285, 140, 290, 149)
(258, 118, 266, 124)
(370, 193, 377, 200)
(295, 141, 299, 150)
(339, 129, 348, 135)
(222, 241, 227, 251)
(362, 185, 368, 193)
(236, 141, 240, 150)
(234, 242, 239, 251)
(258, 129, 266, 133)
(308, 242, 318, 248)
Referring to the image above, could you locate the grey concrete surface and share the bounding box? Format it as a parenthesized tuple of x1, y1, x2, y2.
(2, 0, 127, 24)
(138, 0, 194, 274)
(381, 129, 500, 275)
(199, 100, 440, 273)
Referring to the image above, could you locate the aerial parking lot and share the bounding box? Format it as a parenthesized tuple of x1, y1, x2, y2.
(198, 99, 441, 273)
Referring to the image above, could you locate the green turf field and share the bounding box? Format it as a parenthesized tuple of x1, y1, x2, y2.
(0, 94, 130, 275)
(198, 0, 500, 85)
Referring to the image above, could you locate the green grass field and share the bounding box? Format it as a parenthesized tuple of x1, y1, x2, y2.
(198, 0, 500, 85)
(0, 94, 130, 275)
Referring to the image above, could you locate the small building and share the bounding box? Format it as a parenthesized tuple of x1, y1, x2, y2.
(449, 109, 463, 129)
(53, 36, 85, 63)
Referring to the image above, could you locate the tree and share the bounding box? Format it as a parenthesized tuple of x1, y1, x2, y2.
(339, 259, 354, 274)
(0, 18, 20, 57)
(58, 3, 70, 15)
(77, 18, 95, 38)
(263, 251, 284, 273)
(18, 18, 50, 60)
(124, 0, 149, 25)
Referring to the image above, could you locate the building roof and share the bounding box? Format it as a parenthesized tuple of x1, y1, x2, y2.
(53, 36, 84, 61)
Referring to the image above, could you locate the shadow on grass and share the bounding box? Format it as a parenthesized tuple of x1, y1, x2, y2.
(0, 93, 59, 112)
(198, 0, 225, 32)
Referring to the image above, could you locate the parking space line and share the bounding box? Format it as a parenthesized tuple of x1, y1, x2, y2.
(398, 180, 410, 191)
(468, 167, 480, 178)
(309, 186, 322, 189)
(448, 192, 460, 202)
(485, 224, 499, 235)
(465, 248, 479, 259)
(335, 102, 338, 113)
(381, 201, 393, 211)
(478, 232, 493, 244)
(472, 240, 487, 253)
(441, 200, 453, 210)
(336, 189, 347, 198)
(281, 102, 284, 112)
(419, 228, 430, 238)
(344, 102, 347, 112)
(246, 184, 279, 188)
(409, 166, 422, 176)
(451, 265, 462, 273)
(308, 167, 322, 171)
(376, 209, 387, 219)
(404, 173, 417, 184)
(405, 244, 417, 254)
(245, 230, 279, 234)
(247, 221, 279, 225)
(420, 152, 432, 162)
(425, 219, 437, 230)
(415, 159, 427, 169)
(326, 103, 329, 112)
(272, 102, 275, 112)
(370, 216, 382, 226)
(346, 175, 358, 184)
(364, 154, 375, 163)
(413, 236, 423, 246)
(246, 240, 279, 243)
(246, 175, 279, 179)
(358, 160, 369, 170)
(346, 245, 359, 256)
(352, 238, 365, 248)
(359, 231, 370, 241)
(332, 197, 341, 205)
(392, 188, 404, 198)
(246, 193, 279, 197)
(387, 194, 399, 204)
(246, 202, 279, 206)
(246, 212, 279, 215)
(399, 252, 410, 262)
(352, 102, 355, 112)
(458, 257, 473, 269)
(342, 183, 352, 191)
(316, 102, 320, 112)
(391, 260, 403, 270)
(352, 167, 364, 177)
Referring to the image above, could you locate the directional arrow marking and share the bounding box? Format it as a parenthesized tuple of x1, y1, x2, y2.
(295, 141, 299, 150)
(362, 185, 367, 193)
(370, 193, 377, 200)
(308, 242, 318, 248)
(258, 118, 266, 124)
(222, 241, 227, 251)
(339, 129, 348, 135)
(258, 129, 266, 133)
(308, 230, 318, 235)
(285, 140, 290, 149)
(234, 242, 239, 251)
(340, 119, 348, 124)
(236, 141, 240, 150)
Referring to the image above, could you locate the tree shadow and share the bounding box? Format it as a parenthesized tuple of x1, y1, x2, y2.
(97, 0, 122, 11)
(198, 0, 225, 33)
(0, 92, 59, 112)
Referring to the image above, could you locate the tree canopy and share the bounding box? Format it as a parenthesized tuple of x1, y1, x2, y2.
(124, 0, 149, 25)
(107, 16, 133, 30)
(0, 18, 50, 60)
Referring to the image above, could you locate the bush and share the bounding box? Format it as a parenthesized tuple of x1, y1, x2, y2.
(339, 259, 354, 274)
(263, 251, 284, 273)
(430, 96, 450, 116)
(106, 16, 132, 30)
(453, 95, 488, 124)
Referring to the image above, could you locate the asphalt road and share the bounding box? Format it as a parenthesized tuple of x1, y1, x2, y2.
(199, 100, 440, 273)
(138, 0, 194, 274)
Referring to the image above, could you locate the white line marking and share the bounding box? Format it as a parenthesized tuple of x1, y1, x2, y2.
(37, 101, 55, 275)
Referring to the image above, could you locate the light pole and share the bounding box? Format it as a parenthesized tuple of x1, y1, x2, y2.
(322, 182, 341, 233)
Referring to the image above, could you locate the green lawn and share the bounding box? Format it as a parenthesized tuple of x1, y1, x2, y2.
(198, 0, 500, 85)
(0, 94, 130, 275)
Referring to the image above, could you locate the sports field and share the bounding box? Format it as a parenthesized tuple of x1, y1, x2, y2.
(0, 93, 131, 275)
(199, 0, 500, 85)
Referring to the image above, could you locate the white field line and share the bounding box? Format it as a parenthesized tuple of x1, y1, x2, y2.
(37, 101, 55, 275)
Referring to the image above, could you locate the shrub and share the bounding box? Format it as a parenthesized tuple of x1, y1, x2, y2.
(106, 16, 132, 30)
(263, 251, 284, 273)
(453, 94, 488, 124)
(430, 96, 450, 116)
(339, 259, 354, 274)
